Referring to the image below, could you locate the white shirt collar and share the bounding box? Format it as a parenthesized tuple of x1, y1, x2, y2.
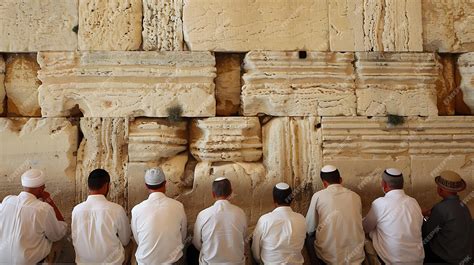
(19, 191, 38, 201)
(213, 199, 230, 206)
(86, 194, 108, 202)
(326, 183, 343, 189)
(148, 192, 166, 200)
(385, 189, 405, 198)
(272, 206, 293, 213)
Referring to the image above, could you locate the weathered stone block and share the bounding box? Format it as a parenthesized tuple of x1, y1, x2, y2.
(142, 0, 183, 51)
(5, 54, 41, 117)
(190, 117, 262, 162)
(436, 54, 456, 115)
(329, 0, 423, 51)
(0, 0, 78, 52)
(37, 51, 216, 118)
(79, 0, 142, 50)
(242, 51, 356, 116)
(355, 53, 438, 116)
(76, 118, 128, 207)
(215, 54, 242, 116)
(0, 57, 5, 115)
(0, 118, 78, 221)
(423, 0, 474, 52)
(458, 53, 474, 114)
(183, 0, 329, 51)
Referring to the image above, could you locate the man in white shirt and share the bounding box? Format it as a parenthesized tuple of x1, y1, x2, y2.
(305, 165, 365, 264)
(72, 168, 131, 264)
(363, 168, 424, 264)
(0, 169, 67, 264)
(193, 177, 247, 264)
(252, 182, 306, 264)
(131, 167, 187, 265)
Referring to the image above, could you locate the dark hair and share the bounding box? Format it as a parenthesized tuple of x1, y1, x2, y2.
(146, 181, 166, 190)
(212, 178, 232, 198)
(320, 170, 341, 184)
(88, 169, 110, 190)
(384, 178, 404, 189)
(273, 186, 293, 205)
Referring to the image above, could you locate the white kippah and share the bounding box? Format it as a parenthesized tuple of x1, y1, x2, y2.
(321, 165, 337, 173)
(275, 182, 290, 190)
(144, 168, 166, 185)
(385, 168, 402, 176)
(21, 169, 46, 188)
(214, 177, 227, 182)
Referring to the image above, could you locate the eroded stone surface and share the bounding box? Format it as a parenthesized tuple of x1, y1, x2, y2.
(215, 54, 241, 116)
(143, 0, 183, 51)
(458, 53, 474, 114)
(0, 0, 78, 52)
(79, 0, 142, 50)
(0, 57, 5, 115)
(190, 117, 262, 162)
(355, 52, 438, 116)
(242, 51, 356, 116)
(329, 0, 423, 51)
(76, 118, 128, 207)
(37, 51, 216, 117)
(436, 54, 456, 115)
(183, 0, 329, 51)
(5, 54, 41, 117)
(423, 0, 474, 52)
(0, 118, 78, 221)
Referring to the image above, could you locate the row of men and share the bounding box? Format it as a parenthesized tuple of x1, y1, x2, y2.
(0, 165, 472, 264)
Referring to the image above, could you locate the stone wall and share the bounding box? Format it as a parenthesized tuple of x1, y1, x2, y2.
(0, 0, 473, 244)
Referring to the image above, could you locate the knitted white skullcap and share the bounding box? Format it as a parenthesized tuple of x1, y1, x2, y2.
(214, 177, 227, 182)
(275, 182, 290, 190)
(385, 168, 402, 176)
(21, 169, 46, 188)
(321, 165, 338, 173)
(144, 168, 166, 185)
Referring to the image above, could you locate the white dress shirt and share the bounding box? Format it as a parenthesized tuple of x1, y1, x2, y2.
(72, 194, 131, 264)
(0, 192, 67, 265)
(363, 189, 424, 264)
(252, 206, 306, 265)
(305, 184, 365, 264)
(193, 199, 247, 265)
(131, 192, 187, 264)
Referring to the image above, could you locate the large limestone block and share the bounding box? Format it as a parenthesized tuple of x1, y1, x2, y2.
(355, 53, 438, 116)
(242, 51, 356, 117)
(79, 0, 142, 50)
(190, 117, 262, 162)
(423, 0, 474, 52)
(129, 118, 187, 162)
(262, 117, 321, 214)
(0, 118, 78, 221)
(329, 0, 423, 51)
(459, 53, 474, 114)
(183, 0, 329, 51)
(0, 57, 4, 115)
(5, 54, 41, 117)
(215, 54, 242, 116)
(143, 0, 183, 51)
(0, 0, 78, 52)
(37, 51, 216, 118)
(76, 118, 128, 207)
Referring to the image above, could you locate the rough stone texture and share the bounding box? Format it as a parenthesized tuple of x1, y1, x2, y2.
(76, 118, 128, 207)
(329, 0, 423, 51)
(190, 117, 262, 162)
(355, 52, 438, 116)
(423, 0, 474, 52)
(262, 117, 320, 214)
(242, 51, 356, 117)
(78, 0, 142, 50)
(215, 54, 242, 116)
(0, 0, 78, 52)
(436, 54, 456, 115)
(142, 0, 183, 51)
(0, 118, 78, 222)
(37, 51, 216, 118)
(5, 54, 41, 117)
(183, 0, 329, 52)
(458, 53, 474, 114)
(0, 57, 5, 115)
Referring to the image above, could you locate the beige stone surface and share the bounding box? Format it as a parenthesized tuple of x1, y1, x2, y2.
(0, 57, 4, 115)
(0, 0, 78, 52)
(215, 54, 241, 116)
(143, 0, 183, 51)
(458, 53, 474, 114)
(242, 51, 356, 116)
(423, 0, 474, 52)
(37, 51, 216, 117)
(183, 0, 329, 51)
(355, 52, 438, 116)
(0, 118, 78, 222)
(190, 117, 262, 162)
(76, 118, 128, 207)
(329, 0, 423, 51)
(79, 0, 142, 50)
(5, 54, 41, 117)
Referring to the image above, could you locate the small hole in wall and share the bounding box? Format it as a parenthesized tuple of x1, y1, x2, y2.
(315, 123, 321, 129)
(298, 51, 307, 59)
